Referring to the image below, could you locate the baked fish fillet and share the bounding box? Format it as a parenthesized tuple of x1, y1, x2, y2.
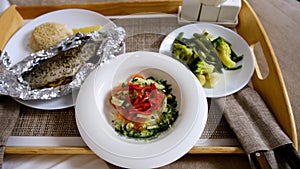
(22, 43, 96, 89)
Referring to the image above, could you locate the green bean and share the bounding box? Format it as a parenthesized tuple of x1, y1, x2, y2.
(193, 39, 209, 53)
(176, 32, 184, 41)
(209, 47, 220, 60)
(193, 33, 207, 40)
(193, 33, 213, 49)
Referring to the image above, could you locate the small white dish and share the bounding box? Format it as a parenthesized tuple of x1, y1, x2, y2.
(2, 8, 116, 110)
(75, 51, 208, 168)
(159, 23, 255, 98)
(177, 6, 239, 28)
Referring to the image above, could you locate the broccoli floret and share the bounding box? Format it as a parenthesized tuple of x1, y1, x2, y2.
(172, 42, 195, 65)
(191, 59, 215, 86)
(193, 60, 215, 75)
(212, 37, 236, 69)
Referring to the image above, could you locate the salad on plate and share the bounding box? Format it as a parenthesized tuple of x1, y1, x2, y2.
(109, 74, 178, 139)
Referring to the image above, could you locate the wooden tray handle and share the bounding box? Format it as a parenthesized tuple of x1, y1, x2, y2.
(0, 5, 23, 55)
(236, 0, 297, 150)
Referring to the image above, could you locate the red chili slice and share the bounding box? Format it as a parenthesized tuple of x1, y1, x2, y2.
(110, 75, 167, 131)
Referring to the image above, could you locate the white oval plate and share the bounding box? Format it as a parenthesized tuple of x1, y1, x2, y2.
(15, 94, 74, 110)
(75, 51, 208, 168)
(159, 23, 255, 98)
(2, 9, 116, 110)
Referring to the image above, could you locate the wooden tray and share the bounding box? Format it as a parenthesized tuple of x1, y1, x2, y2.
(0, 0, 297, 154)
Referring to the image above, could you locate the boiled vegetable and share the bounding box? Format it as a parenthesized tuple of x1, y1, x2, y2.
(171, 30, 243, 88)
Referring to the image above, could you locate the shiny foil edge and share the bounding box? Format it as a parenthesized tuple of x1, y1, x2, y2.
(0, 26, 126, 100)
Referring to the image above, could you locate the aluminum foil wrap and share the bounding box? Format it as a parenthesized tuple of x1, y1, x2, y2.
(0, 26, 126, 100)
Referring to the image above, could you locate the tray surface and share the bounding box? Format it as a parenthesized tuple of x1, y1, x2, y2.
(9, 16, 238, 154)
(2, 0, 297, 155)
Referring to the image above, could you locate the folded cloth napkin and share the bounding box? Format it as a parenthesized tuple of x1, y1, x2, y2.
(0, 5, 23, 54)
(222, 86, 300, 169)
(0, 96, 20, 169)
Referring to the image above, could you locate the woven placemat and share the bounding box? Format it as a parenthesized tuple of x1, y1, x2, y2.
(11, 16, 236, 141)
(11, 106, 79, 137)
(11, 102, 235, 139)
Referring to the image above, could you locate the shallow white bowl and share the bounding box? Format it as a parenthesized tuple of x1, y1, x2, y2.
(75, 51, 208, 168)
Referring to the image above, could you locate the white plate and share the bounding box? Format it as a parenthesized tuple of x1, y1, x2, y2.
(159, 23, 255, 98)
(2, 9, 116, 110)
(75, 51, 208, 168)
(15, 94, 74, 110)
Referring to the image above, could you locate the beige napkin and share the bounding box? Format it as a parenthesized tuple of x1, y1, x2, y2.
(0, 5, 23, 54)
(222, 86, 297, 168)
(0, 96, 20, 169)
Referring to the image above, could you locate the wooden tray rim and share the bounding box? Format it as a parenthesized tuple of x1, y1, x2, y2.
(1, 0, 297, 154)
